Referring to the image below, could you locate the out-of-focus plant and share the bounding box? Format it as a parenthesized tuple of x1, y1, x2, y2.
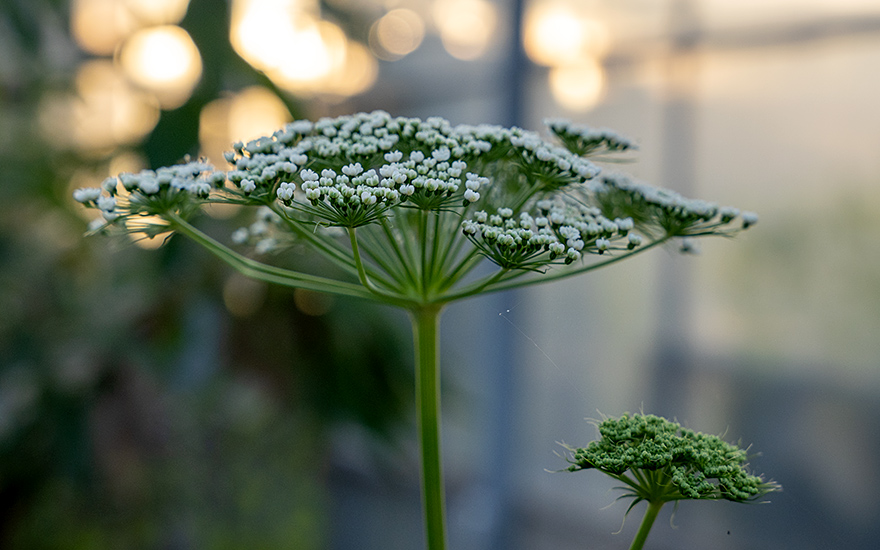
(75, 110, 758, 550)
(0, 1, 410, 547)
(563, 413, 780, 550)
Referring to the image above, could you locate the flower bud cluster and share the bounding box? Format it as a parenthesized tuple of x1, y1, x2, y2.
(73, 161, 222, 224)
(461, 198, 640, 270)
(230, 206, 297, 254)
(455, 123, 600, 190)
(510, 132, 600, 187)
(545, 119, 636, 156)
(594, 173, 758, 237)
(566, 413, 778, 503)
(215, 111, 605, 225)
(220, 112, 478, 217)
(289, 112, 599, 205)
(293, 162, 403, 227)
(74, 111, 758, 274)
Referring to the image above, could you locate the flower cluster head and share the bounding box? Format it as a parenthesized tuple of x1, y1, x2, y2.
(593, 173, 757, 238)
(564, 413, 779, 504)
(545, 119, 637, 156)
(73, 111, 759, 304)
(461, 199, 640, 271)
(73, 161, 224, 232)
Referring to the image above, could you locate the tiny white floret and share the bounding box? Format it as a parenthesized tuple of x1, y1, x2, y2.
(241, 179, 257, 193)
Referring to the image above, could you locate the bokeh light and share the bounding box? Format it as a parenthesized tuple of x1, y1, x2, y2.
(232, 4, 330, 81)
(230, 0, 371, 97)
(70, 0, 140, 55)
(199, 85, 292, 168)
(523, 1, 610, 67)
(432, 0, 498, 60)
(198, 99, 235, 167)
(39, 60, 160, 153)
(293, 288, 334, 316)
(124, 0, 191, 26)
(523, 1, 610, 111)
(224, 272, 268, 318)
(548, 58, 606, 111)
(370, 8, 425, 61)
(108, 151, 148, 177)
(269, 20, 347, 92)
(118, 25, 203, 109)
(71, 0, 192, 56)
(231, 0, 319, 75)
(318, 41, 379, 99)
(225, 85, 292, 145)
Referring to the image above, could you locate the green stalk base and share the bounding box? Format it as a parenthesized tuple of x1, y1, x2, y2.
(410, 304, 447, 550)
(629, 501, 665, 550)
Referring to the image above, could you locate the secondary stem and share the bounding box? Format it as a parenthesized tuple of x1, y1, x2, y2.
(167, 214, 373, 299)
(479, 237, 671, 294)
(629, 500, 665, 550)
(347, 228, 411, 307)
(410, 304, 447, 550)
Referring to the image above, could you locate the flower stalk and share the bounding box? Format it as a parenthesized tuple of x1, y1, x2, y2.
(411, 304, 447, 550)
(629, 500, 663, 550)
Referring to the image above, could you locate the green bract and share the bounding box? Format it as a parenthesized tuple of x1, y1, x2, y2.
(74, 111, 761, 550)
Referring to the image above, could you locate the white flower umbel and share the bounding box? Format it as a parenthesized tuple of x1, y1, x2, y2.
(544, 119, 637, 156)
(75, 111, 758, 550)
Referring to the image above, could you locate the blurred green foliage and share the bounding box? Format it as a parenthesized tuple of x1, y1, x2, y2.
(0, 0, 410, 547)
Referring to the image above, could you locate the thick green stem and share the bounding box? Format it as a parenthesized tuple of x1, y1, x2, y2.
(410, 304, 447, 550)
(629, 500, 664, 550)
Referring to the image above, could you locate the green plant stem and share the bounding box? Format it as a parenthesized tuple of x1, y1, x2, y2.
(379, 215, 418, 288)
(267, 203, 359, 275)
(419, 210, 430, 294)
(357, 226, 410, 290)
(410, 304, 447, 550)
(347, 228, 413, 307)
(431, 212, 467, 286)
(167, 214, 373, 299)
(482, 237, 671, 294)
(428, 211, 443, 284)
(439, 267, 511, 304)
(629, 500, 664, 550)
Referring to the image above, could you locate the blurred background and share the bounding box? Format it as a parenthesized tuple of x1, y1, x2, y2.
(2, 0, 879, 548)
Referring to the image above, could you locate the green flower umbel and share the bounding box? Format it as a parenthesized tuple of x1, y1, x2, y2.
(564, 413, 779, 550)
